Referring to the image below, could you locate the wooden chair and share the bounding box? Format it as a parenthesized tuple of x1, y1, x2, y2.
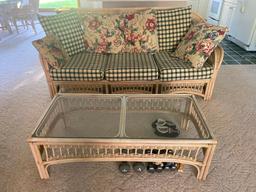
(9, 0, 39, 33)
(0, 1, 17, 34)
(0, 14, 13, 34)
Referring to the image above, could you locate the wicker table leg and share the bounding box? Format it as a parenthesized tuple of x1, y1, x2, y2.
(181, 100, 192, 131)
(197, 144, 216, 180)
(178, 163, 184, 173)
(29, 143, 49, 179)
(202, 144, 216, 180)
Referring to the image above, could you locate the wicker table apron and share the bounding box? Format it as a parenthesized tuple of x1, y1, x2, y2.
(27, 94, 217, 181)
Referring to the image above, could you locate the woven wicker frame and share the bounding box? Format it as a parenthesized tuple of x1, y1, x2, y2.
(28, 94, 217, 180)
(39, 9, 224, 100)
(28, 139, 216, 180)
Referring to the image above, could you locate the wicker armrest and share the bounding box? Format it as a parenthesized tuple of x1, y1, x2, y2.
(39, 54, 58, 98)
(208, 45, 224, 71)
(39, 54, 52, 76)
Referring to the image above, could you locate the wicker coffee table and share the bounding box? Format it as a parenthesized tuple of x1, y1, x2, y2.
(28, 93, 217, 180)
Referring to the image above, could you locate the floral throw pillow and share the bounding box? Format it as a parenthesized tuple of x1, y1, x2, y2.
(173, 23, 228, 68)
(32, 35, 69, 69)
(122, 10, 159, 53)
(83, 14, 126, 53)
(82, 9, 159, 53)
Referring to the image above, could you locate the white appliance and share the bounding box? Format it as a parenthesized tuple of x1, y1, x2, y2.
(228, 0, 256, 51)
(208, 0, 224, 24)
(188, 0, 210, 19)
(218, 0, 237, 28)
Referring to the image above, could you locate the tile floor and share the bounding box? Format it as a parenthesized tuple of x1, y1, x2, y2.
(221, 39, 256, 65)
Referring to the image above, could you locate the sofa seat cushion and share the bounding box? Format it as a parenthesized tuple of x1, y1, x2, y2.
(154, 52, 213, 81)
(105, 53, 159, 81)
(49, 52, 107, 81)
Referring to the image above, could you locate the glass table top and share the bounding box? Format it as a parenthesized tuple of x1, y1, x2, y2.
(32, 94, 212, 140)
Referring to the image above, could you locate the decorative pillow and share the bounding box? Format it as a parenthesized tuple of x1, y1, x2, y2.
(32, 35, 69, 69)
(38, 11, 85, 56)
(121, 10, 159, 53)
(173, 23, 228, 68)
(82, 14, 126, 53)
(156, 6, 192, 51)
(82, 9, 159, 53)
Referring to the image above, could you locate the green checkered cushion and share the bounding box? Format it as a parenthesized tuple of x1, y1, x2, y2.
(50, 52, 107, 81)
(105, 53, 159, 81)
(38, 11, 85, 56)
(154, 51, 213, 81)
(156, 7, 192, 52)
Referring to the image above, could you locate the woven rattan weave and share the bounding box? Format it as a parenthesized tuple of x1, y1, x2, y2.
(39, 9, 224, 100)
(28, 94, 217, 180)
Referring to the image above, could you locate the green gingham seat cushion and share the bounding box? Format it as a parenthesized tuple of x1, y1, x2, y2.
(156, 7, 192, 52)
(105, 53, 159, 81)
(154, 52, 213, 81)
(50, 52, 107, 81)
(38, 11, 85, 56)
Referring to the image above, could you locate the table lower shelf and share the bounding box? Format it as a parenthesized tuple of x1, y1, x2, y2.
(28, 140, 216, 181)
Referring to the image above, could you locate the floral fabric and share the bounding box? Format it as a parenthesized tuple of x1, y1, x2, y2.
(173, 23, 228, 68)
(82, 10, 159, 53)
(122, 10, 159, 53)
(32, 35, 69, 69)
(83, 14, 125, 53)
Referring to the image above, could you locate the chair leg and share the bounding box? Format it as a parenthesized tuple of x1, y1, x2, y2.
(6, 22, 12, 34)
(25, 20, 29, 29)
(30, 15, 37, 34)
(1, 19, 12, 34)
(12, 18, 19, 33)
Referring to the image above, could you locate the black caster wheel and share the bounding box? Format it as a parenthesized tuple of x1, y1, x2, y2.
(133, 162, 145, 172)
(155, 164, 164, 172)
(119, 162, 131, 173)
(147, 163, 155, 173)
(163, 162, 174, 170)
(170, 163, 178, 171)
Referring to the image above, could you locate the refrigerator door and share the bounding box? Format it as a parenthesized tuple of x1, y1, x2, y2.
(229, 0, 256, 46)
(208, 0, 224, 20)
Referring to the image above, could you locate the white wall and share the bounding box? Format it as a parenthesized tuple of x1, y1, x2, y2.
(79, 0, 187, 8)
(79, 1, 102, 8)
(78, 0, 209, 19)
(187, 0, 210, 19)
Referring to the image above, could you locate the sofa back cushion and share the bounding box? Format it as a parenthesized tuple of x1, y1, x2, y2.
(122, 10, 159, 53)
(38, 11, 85, 56)
(82, 9, 159, 53)
(156, 6, 192, 52)
(32, 34, 69, 69)
(82, 14, 126, 53)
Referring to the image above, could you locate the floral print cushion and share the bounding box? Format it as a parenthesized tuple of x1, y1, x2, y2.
(32, 35, 69, 69)
(173, 23, 228, 68)
(82, 9, 159, 53)
(83, 14, 125, 53)
(122, 10, 159, 53)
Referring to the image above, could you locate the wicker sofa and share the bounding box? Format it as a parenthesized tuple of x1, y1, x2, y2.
(37, 8, 224, 100)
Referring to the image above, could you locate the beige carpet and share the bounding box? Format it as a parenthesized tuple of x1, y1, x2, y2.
(1, 29, 256, 192)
